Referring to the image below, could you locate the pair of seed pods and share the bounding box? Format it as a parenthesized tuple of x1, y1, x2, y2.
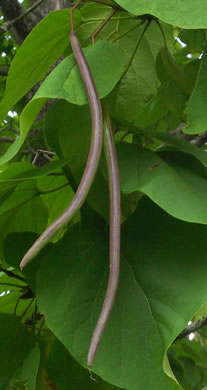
(20, 29, 121, 370)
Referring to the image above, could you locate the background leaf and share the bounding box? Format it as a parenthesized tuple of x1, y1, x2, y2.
(184, 51, 207, 134)
(0, 314, 35, 380)
(117, 143, 207, 224)
(46, 338, 121, 390)
(16, 344, 40, 390)
(45, 101, 109, 219)
(0, 9, 80, 166)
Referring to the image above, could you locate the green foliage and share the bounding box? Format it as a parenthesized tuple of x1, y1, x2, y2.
(1, 1, 207, 389)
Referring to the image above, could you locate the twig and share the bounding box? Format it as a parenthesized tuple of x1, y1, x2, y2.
(24, 323, 49, 332)
(191, 132, 207, 147)
(70, 0, 82, 32)
(91, 8, 116, 44)
(0, 266, 25, 282)
(36, 149, 55, 156)
(0, 136, 14, 143)
(37, 316, 45, 337)
(175, 316, 207, 341)
(20, 298, 35, 320)
(111, 20, 144, 43)
(32, 151, 40, 165)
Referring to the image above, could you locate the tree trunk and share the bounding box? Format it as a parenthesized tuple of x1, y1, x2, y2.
(0, 0, 73, 45)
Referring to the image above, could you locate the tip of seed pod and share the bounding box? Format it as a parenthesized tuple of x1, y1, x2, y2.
(19, 261, 24, 271)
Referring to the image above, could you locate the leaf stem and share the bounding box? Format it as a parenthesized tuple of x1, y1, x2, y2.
(39, 183, 69, 195)
(155, 20, 167, 47)
(0, 282, 25, 288)
(111, 20, 144, 43)
(70, 0, 82, 32)
(91, 8, 117, 44)
(82, 16, 137, 22)
(84, 0, 121, 9)
(87, 104, 121, 369)
(120, 20, 151, 82)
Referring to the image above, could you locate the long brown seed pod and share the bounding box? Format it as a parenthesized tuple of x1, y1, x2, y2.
(87, 105, 121, 369)
(20, 32, 103, 270)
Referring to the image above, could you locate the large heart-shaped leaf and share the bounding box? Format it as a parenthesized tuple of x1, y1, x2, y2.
(35, 198, 207, 389)
(115, 0, 207, 28)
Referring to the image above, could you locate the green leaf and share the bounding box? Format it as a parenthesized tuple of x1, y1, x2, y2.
(0, 9, 80, 166)
(3, 232, 44, 293)
(36, 198, 207, 389)
(178, 29, 205, 54)
(30, 39, 124, 108)
(16, 345, 40, 390)
(0, 10, 74, 122)
(114, 0, 207, 28)
(45, 101, 109, 219)
(0, 290, 34, 317)
(158, 80, 187, 119)
(117, 143, 207, 224)
(159, 47, 193, 95)
(0, 186, 48, 258)
(38, 174, 74, 231)
(184, 51, 207, 134)
(0, 314, 35, 378)
(148, 132, 207, 167)
(0, 41, 124, 166)
(133, 92, 168, 128)
(169, 339, 207, 390)
(114, 21, 173, 122)
(0, 159, 70, 185)
(0, 272, 24, 295)
(77, 3, 117, 45)
(63, 40, 125, 105)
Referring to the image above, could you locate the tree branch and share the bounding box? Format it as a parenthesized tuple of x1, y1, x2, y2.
(0, 136, 14, 143)
(175, 316, 207, 341)
(0, 66, 9, 76)
(191, 132, 207, 147)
